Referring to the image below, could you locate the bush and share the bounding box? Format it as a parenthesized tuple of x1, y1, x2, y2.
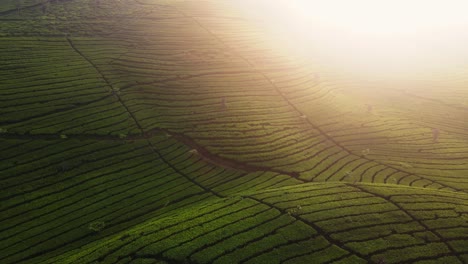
(88, 221, 106, 232)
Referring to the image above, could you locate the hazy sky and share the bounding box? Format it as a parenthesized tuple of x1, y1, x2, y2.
(232, 0, 468, 78)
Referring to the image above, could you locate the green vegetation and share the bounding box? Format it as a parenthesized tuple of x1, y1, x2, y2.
(1, 0, 467, 263)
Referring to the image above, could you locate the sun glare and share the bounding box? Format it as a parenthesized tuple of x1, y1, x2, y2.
(233, 0, 468, 79)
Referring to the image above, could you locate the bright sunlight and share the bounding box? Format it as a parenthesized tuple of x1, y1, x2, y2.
(233, 0, 468, 79)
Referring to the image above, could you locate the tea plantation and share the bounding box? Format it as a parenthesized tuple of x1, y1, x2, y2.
(1, 0, 467, 263)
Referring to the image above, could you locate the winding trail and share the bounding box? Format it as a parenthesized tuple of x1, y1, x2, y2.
(0, 127, 302, 180)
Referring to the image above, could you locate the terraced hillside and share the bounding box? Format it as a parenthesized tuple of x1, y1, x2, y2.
(1, 0, 467, 263)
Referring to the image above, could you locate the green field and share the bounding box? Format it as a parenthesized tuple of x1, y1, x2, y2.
(1, 0, 468, 263)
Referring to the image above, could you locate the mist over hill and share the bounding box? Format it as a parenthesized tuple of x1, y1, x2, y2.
(1, 1, 467, 263)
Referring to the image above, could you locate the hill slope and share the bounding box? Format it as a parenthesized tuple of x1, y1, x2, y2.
(42, 183, 468, 264)
(1, 0, 467, 263)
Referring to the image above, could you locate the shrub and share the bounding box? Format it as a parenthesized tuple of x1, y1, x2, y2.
(88, 221, 106, 232)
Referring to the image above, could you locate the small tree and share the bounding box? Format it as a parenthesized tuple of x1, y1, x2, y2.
(88, 221, 106, 232)
(220, 97, 227, 110)
(432, 128, 440, 142)
(41, 0, 50, 15)
(16, 0, 24, 15)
